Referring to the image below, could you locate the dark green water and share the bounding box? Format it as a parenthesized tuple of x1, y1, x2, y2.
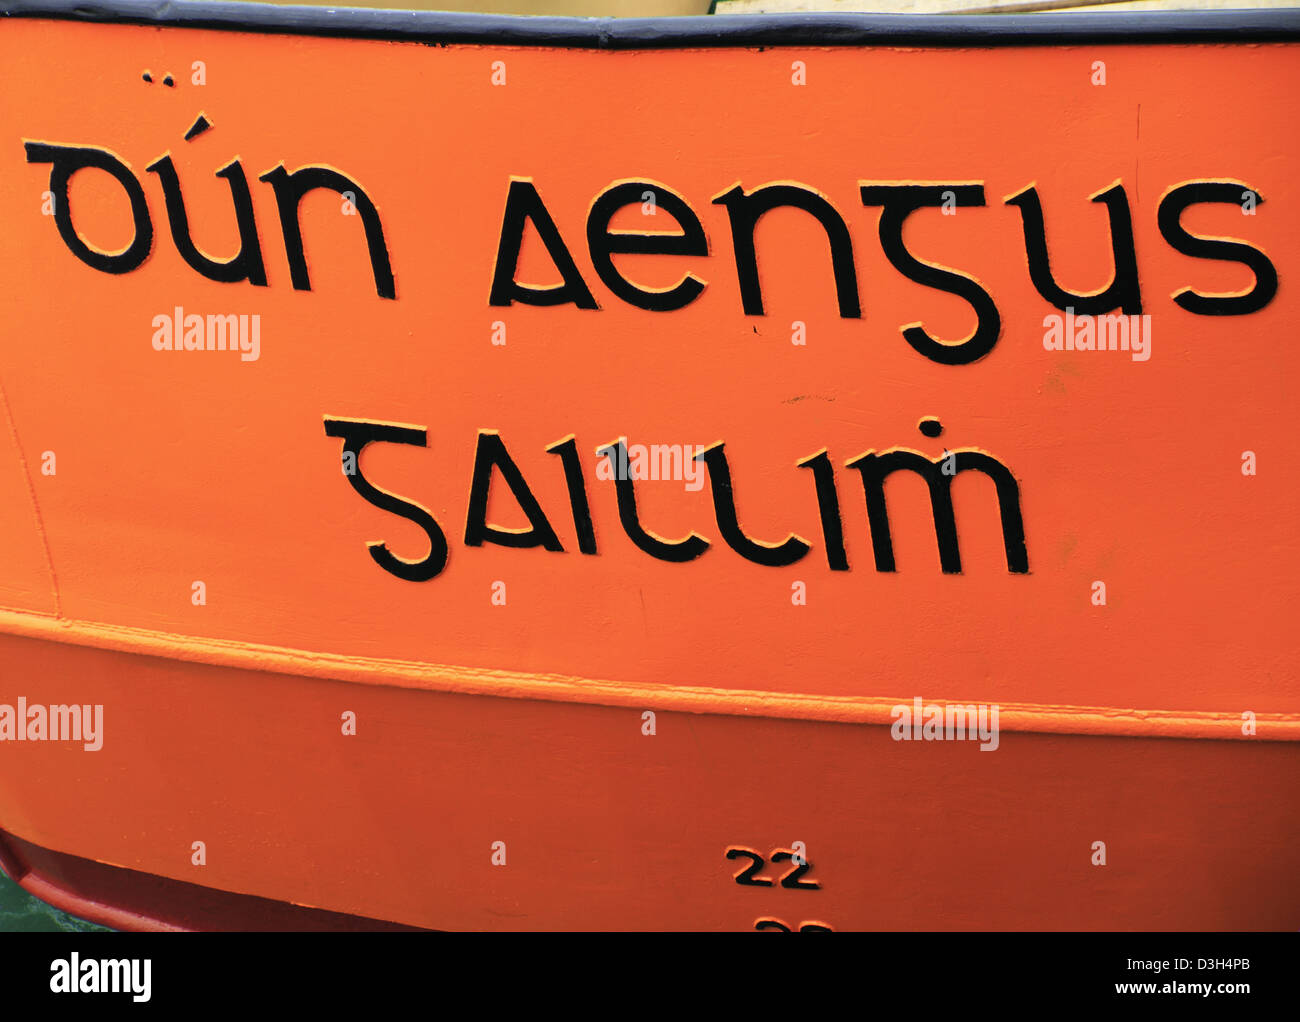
(0, 868, 109, 932)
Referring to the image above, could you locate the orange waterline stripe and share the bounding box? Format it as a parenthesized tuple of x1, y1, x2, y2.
(0, 607, 1294, 741)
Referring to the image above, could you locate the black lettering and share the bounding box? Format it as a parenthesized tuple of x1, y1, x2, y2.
(859, 184, 1000, 365)
(322, 417, 447, 582)
(464, 431, 564, 551)
(488, 179, 597, 309)
(712, 183, 860, 318)
(1006, 183, 1141, 314)
(770, 851, 821, 890)
(697, 443, 810, 567)
(726, 848, 772, 887)
(598, 440, 708, 562)
(1157, 181, 1278, 315)
(259, 164, 395, 300)
(547, 435, 597, 555)
(25, 142, 152, 274)
(845, 448, 1028, 574)
(797, 450, 849, 571)
(586, 181, 707, 311)
(147, 156, 266, 285)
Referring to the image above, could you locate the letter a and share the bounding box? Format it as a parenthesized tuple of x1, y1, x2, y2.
(464, 431, 564, 552)
(488, 180, 597, 309)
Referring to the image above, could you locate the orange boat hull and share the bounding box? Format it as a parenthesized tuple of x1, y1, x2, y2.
(1, 5, 1298, 929)
(1, 630, 1297, 930)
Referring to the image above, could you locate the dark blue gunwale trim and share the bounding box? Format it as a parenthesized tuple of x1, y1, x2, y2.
(1, 0, 1299, 48)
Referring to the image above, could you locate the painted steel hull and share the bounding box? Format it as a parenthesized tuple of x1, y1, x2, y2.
(1, 3, 1298, 930)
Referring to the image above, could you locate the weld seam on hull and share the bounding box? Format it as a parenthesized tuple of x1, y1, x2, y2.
(0, 608, 1294, 740)
(0, 374, 60, 615)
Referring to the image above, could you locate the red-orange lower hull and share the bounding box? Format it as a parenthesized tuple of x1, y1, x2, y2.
(2, 632, 1297, 931)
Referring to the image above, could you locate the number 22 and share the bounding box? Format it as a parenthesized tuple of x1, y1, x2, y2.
(725, 846, 821, 889)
